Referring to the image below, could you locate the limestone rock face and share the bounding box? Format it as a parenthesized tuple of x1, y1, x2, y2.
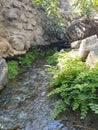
(86, 51, 98, 68)
(70, 35, 98, 68)
(0, 37, 26, 57)
(0, 0, 49, 57)
(0, 0, 76, 57)
(78, 35, 98, 59)
(0, 58, 8, 91)
(10, 36, 25, 51)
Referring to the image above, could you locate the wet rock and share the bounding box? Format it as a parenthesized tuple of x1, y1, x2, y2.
(0, 58, 8, 91)
(0, 58, 98, 129)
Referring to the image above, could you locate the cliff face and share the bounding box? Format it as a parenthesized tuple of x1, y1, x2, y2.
(0, 0, 51, 56)
(0, 0, 76, 57)
(0, 0, 74, 90)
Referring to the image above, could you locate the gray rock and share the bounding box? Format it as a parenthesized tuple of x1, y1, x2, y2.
(0, 0, 78, 58)
(79, 35, 98, 59)
(71, 40, 81, 49)
(8, 9, 19, 20)
(86, 51, 98, 68)
(66, 19, 98, 42)
(0, 58, 8, 90)
(10, 37, 25, 51)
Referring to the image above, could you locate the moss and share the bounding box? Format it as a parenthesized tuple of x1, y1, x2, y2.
(7, 60, 19, 79)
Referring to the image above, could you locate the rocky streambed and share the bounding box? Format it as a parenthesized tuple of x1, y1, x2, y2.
(0, 58, 98, 130)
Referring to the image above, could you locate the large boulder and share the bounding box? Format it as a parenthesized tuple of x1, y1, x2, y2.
(71, 40, 81, 49)
(65, 19, 98, 43)
(86, 51, 98, 68)
(0, 37, 26, 57)
(78, 35, 98, 59)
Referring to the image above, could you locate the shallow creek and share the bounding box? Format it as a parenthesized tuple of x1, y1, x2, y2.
(0, 59, 98, 130)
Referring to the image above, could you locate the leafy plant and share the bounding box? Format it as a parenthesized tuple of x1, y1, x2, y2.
(47, 51, 70, 65)
(47, 52, 59, 65)
(18, 49, 55, 66)
(73, 0, 98, 18)
(93, 0, 98, 6)
(73, 0, 93, 18)
(33, 0, 64, 37)
(7, 50, 41, 79)
(48, 51, 98, 119)
(7, 60, 19, 79)
(45, 50, 55, 57)
(7, 48, 55, 79)
(18, 51, 38, 66)
(33, 0, 59, 15)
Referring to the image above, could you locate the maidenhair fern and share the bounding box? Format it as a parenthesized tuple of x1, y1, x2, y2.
(48, 51, 98, 119)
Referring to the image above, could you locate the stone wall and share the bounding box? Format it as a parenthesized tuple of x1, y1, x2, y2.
(0, 0, 77, 53)
(0, 0, 74, 90)
(0, 0, 49, 90)
(0, 0, 51, 54)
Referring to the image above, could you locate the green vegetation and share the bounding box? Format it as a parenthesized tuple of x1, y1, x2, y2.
(7, 49, 55, 79)
(18, 49, 55, 66)
(33, 0, 64, 37)
(73, 0, 98, 18)
(7, 60, 19, 79)
(33, 0, 59, 16)
(48, 51, 98, 119)
(18, 50, 41, 66)
(93, 0, 98, 12)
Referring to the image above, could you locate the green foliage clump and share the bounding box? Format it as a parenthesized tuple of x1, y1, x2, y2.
(93, 0, 98, 5)
(45, 50, 55, 57)
(33, 0, 64, 37)
(47, 52, 59, 65)
(47, 51, 70, 65)
(33, 0, 59, 15)
(73, 0, 98, 18)
(18, 49, 55, 66)
(7, 60, 19, 79)
(48, 51, 98, 119)
(7, 49, 55, 79)
(18, 51, 39, 66)
(73, 0, 93, 18)
(7, 49, 43, 79)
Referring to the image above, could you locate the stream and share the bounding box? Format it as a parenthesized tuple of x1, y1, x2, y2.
(0, 58, 98, 130)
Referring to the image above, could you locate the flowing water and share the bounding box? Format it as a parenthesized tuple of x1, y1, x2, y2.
(0, 59, 98, 130)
